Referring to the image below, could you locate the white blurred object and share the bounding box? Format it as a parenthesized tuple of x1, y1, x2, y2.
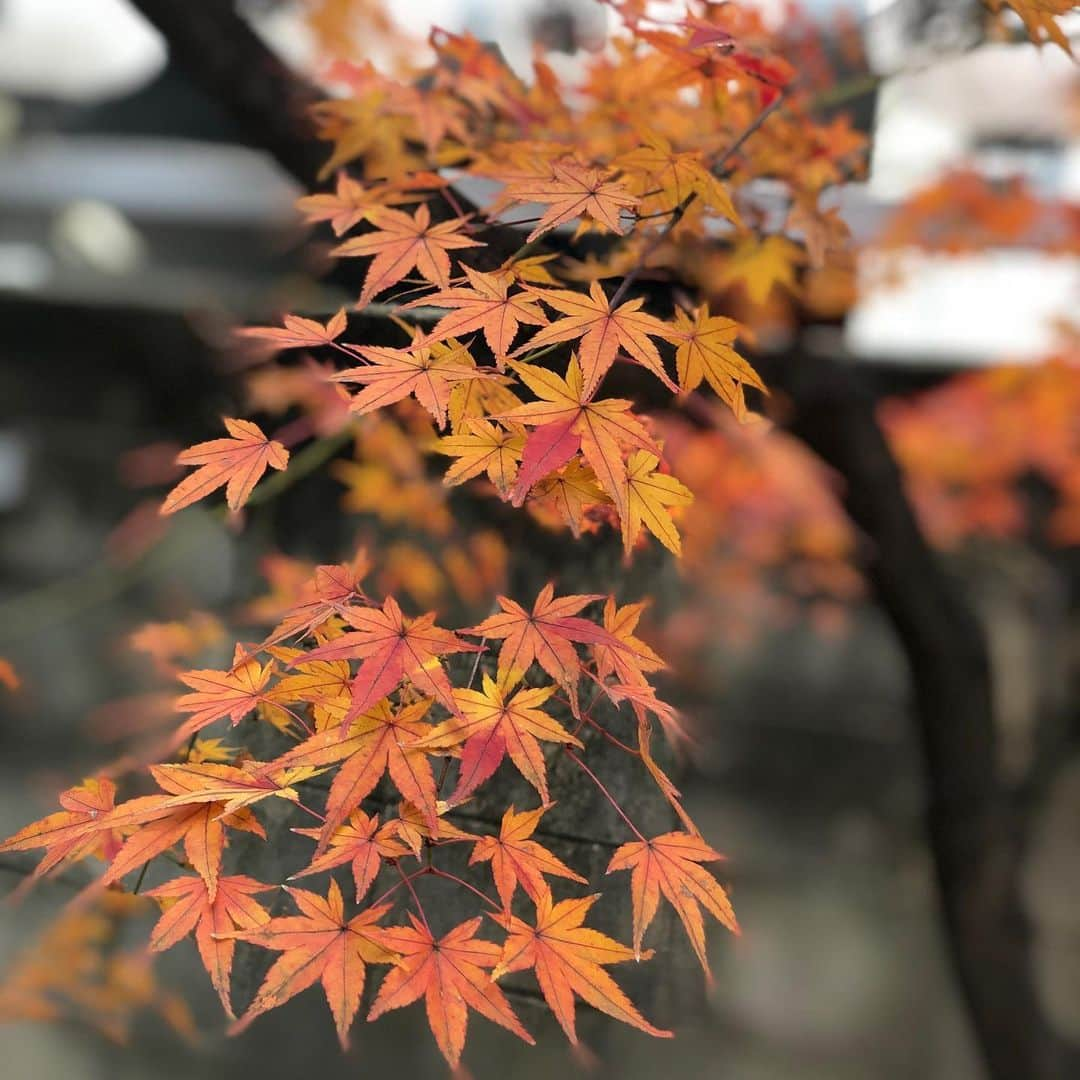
(0, 241, 52, 291)
(847, 250, 1080, 365)
(869, 43, 1078, 200)
(0, 0, 165, 102)
(51, 200, 146, 276)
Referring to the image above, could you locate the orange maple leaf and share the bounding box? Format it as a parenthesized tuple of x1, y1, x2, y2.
(235, 309, 347, 351)
(516, 281, 678, 398)
(290, 809, 410, 901)
(330, 339, 491, 429)
(462, 583, 617, 697)
(368, 914, 535, 1068)
(607, 831, 738, 978)
(174, 648, 276, 744)
(147, 874, 271, 1018)
(470, 804, 586, 910)
(229, 881, 394, 1048)
(265, 698, 439, 840)
(148, 761, 304, 816)
(301, 596, 481, 726)
(592, 598, 666, 688)
(530, 459, 610, 537)
(494, 159, 638, 243)
(257, 556, 371, 650)
(501, 357, 661, 518)
(0, 657, 20, 691)
(0, 777, 122, 884)
(492, 892, 672, 1044)
(91, 796, 263, 902)
(331, 203, 483, 306)
(406, 265, 549, 360)
(295, 171, 443, 236)
(417, 672, 583, 805)
(161, 418, 289, 515)
(616, 132, 739, 221)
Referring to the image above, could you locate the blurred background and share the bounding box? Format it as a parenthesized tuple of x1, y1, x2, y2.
(0, 1, 1078, 1077)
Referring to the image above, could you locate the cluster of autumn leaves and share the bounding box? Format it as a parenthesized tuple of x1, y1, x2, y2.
(6, 0, 1072, 1066)
(1, 561, 737, 1067)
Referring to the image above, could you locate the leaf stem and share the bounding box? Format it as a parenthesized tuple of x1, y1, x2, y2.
(429, 866, 501, 912)
(564, 748, 646, 842)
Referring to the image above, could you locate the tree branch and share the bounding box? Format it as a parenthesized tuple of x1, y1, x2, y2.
(128, 0, 327, 185)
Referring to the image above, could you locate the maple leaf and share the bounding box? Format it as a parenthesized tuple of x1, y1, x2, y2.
(147, 874, 271, 1018)
(417, 672, 583, 805)
(531, 459, 611, 537)
(265, 652, 353, 732)
(0, 656, 21, 691)
(406, 265, 549, 361)
(462, 584, 618, 697)
(330, 339, 490, 429)
(161, 418, 289, 515)
(0, 777, 122, 884)
(290, 809, 410, 901)
(670, 305, 764, 419)
(431, 418, 525, 497)
(368, 914, 535, 1069)
(331, 203, 483, 307)
(174, 649, 276, 744)
(387, 799, 474, 858)
(470, 805, 586, 910)
(265, 698, 439, 841)
(492, 892, 672, 1044)
(517, 281, 678, 398)
(987, 0, 1074, 52)
(495, 159, 638, 243)
(258, 555, 371, 651)
(716, 235, 802, 306)
(149, 761, 304, 816)
(607, 831, 738, 977)
(295, 171, 442, 236)
(501, 357, 660, 517)
(622, 449, 694, 556)
(91, 797, 262, 901)
(235, 309, 348, 351)
(592, 598, 666, 688)
(601, 682, 699, 834)
(229, 881, 394, 1048)
(302, 596, 480, 726)
(616, 133, 739, 221)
